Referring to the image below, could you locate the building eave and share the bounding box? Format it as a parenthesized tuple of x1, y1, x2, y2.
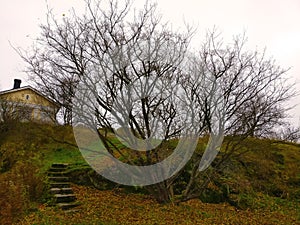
(0, 86, 60, 108)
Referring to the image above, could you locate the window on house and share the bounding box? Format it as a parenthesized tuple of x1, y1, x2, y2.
(26, 95, 30, 100)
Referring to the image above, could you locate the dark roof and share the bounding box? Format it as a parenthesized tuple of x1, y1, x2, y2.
(0, 86, 60, 107)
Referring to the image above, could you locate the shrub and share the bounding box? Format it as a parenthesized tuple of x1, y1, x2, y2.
(0, 161, 45, 224)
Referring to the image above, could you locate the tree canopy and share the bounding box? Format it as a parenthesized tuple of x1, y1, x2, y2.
(18, 0, 297, 203)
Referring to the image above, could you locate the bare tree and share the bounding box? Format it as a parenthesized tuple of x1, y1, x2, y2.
(0, 96, 35, 138)
(71, 0, 193, 203)
(179, 31, 296, 202)
(20, 0, 193, 202)
(0, 97, 32, 123)
(273, 122, 300, 143)
(19, 0, 296, 203)
(18, 8, 83, 125)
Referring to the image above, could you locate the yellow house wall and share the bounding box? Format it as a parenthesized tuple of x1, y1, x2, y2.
(0, 89, 58, 123)
(0, 89, 55, 107)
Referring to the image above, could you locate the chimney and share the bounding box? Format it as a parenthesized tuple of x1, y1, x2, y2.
(13, 79, 22, 89)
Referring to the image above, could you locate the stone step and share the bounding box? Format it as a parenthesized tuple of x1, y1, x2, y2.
(48, 176, 69, 182)
(64, 208, 81, 213)
(48, 167, 67, 173)
(57, 202, 81, 210)
(51, 163, 69, 168)
(50, 187, 74, 195)
(54, 194, 76, 203)
(48, 171, 69, 177)
(50, 182, 71, 188)
(48, 163, 79, 211)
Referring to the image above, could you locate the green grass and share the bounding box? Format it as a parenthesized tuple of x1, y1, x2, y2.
(41, 147, 88, 171)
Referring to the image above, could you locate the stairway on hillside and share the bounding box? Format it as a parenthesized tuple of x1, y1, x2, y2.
(48, 163, 80, 211)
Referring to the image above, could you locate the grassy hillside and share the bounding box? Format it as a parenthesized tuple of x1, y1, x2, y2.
(0, 122, 299, 224)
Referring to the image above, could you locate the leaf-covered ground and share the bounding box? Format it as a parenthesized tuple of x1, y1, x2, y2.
(18, 185, 299, 225)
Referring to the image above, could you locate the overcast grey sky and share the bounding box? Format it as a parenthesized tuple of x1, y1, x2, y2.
(0, 0, 299, 123)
